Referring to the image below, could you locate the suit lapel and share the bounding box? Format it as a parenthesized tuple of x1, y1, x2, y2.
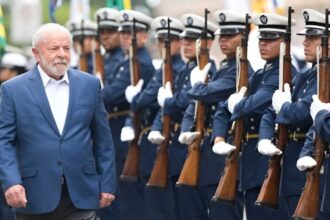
(62, 69, 81, 135)
(27, 67, 60, 136)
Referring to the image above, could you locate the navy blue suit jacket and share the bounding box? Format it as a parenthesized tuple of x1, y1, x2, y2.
(0, 67, 116, 214)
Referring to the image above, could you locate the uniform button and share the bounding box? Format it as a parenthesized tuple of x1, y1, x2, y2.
(298, 98, 302, 101)
(185, 76, 188, 80)
(57, 161, 62, 166)
(250, 118, 254, 122)
(303, 89, 306, 93)
(251, 126, 255, 130)
(296, 127, 301, 132)
(212, 105, 216, 110)
(306, 80, 309, 84)
(183, 85, 186, 88)
(114, 106, 118, 112)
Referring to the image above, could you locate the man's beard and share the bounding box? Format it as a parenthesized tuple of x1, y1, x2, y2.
(40, 54, 69, 78)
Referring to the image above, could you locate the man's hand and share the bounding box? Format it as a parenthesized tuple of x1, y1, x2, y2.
(212, 141, 236, 155)
(99, 192, 115, 208)
(5, 184, 27, 208)
(310, 95, 330, 120)
(125, 79, 144, 103)
(147, 131, 165, 145)
(120, 126, 135, 142)
(296, 156, 317, 171)
(227, 87, 247, 113)
(178, 132, 200, 145)
(272, 83, 292, 114)
(257, 139, 282, 156)
(157, 82, 173, 108)
(190, 63, 211, 87)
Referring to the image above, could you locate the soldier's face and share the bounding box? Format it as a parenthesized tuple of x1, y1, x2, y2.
(0, 68, 17, 82)
(182, 38, 196, 59)
(99, 29, 120, 51)
(219, 34, 242, 58)
(120, 32, 131, 50)
(303, 35, 321, 63)
(83, 36, 94, 53)
(258, 38, 282, 61)
(119, 31, 147, 51)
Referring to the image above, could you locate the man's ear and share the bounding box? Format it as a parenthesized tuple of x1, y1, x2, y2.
(31, 48, 40, 61)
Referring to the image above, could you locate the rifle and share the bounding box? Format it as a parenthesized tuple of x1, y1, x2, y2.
(212, 14, 250, 203)
(93, 15, 105, 85)
(120, 19, 141, 181)
(78, 19, 89, 72)
(255, 7, 294, 209)
(293, 9, 329, 220)
(147, 18, 173, 188)
(176, 8, 210, 187)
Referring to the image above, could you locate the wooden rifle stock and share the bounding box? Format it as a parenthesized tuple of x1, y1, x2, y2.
(93, 16, 105, 83)
(212, 14, 250, 203)
(293, 9, 330, 219)
(121, 19, 141, 181)
(176, 9, 210, 187)
(78, 20, 89, 72)
(147, 18, 173, 188)
(92, 40, 105, 82)
(256, 7, 294, 209)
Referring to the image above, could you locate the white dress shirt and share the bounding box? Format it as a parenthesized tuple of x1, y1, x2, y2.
(38, 65, 69, 134)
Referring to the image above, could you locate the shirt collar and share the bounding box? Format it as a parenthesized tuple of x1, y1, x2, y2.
(38, 64, 69, 87)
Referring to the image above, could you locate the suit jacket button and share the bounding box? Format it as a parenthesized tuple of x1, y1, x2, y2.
(57, 161, 62, 166)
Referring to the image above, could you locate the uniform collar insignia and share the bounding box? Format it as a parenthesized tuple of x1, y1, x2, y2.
(265, 63, 273, 70)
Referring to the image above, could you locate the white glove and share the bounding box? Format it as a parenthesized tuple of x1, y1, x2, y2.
(125, 79, 144, 103)
(228, 87, 247, 113)
(157, 81, 173, 107)
(257, 139, 282, 156)
(296, 156, 317, 171)
(212, 141, 236, 155)
(120, 126, 135, 142)
(272, 83, 292, 114)
(147, 130, 165, 145)
(178, 132, 200, 145)
(310, 95, 330, 120)
(190, 63, 211, 87)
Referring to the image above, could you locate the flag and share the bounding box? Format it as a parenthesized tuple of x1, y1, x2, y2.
(0, 5, 6, 56)
(106, 0, 131, 10)
(70, 0, 90, 22)
(49, 0, 62, 23)
(251, 0, 285, 14)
